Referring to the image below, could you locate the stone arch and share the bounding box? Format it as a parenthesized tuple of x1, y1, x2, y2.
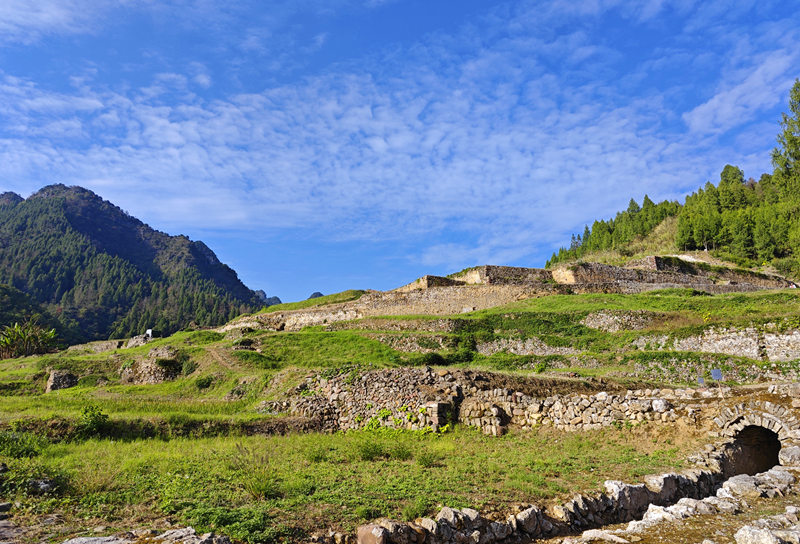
(713, 401, 800, 472)
(714, 401, 800, 444)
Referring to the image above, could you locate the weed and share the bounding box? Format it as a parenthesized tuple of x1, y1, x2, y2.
(182, 360, 198, 375)
(355, 505, 383, 521)
(76, 405, 110, 438)
(0, 430, 47, 458)
(356, 441, 385, 461)
(231, 444, 281, 500)
(401, 496, 432, 521)
(305, 446, 329, 463)
(416, 451, 439, 468)
(389, 443, 412, 461)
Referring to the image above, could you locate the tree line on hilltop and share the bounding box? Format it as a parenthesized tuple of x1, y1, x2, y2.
(548, 79, 800, 279)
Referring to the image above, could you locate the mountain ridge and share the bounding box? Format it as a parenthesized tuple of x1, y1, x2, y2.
(0, 184, 267, 341)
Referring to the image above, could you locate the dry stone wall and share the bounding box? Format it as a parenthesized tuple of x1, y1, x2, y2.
(220, 258, 796, 335)
(270, 367, 787, 437)
(475, 337, 579, 357)
(634, 323, 800, 363)
(338, 438, 800, 544)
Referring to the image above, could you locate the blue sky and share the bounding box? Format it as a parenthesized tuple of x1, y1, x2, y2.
(1, 0, 799, 302)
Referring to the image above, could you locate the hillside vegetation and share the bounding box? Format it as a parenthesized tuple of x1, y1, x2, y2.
(549, 79, 800, 280)
(0, 185, 264, 342)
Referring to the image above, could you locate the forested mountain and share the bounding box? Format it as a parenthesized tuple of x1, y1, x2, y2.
(0, 283, 82, 345)
(548, 79, 800, 279)
(0, 185, 263, 341)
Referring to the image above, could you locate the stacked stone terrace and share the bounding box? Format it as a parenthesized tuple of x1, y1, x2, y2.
(222, 257, 795, 334)
(262, 366, 800, 439)
(288, 369, 800, 544)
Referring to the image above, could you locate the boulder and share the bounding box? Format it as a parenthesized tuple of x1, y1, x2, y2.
(357, 525, 388, 544)
(734, 526, 782, 544)
(46, 370, 78, 392)
(779, 445, 800, 466)
(722, 475, 764, 499)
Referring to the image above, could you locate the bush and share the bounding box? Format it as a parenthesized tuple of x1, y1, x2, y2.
(185, 505, 293, 544)
(305, 446, 329, 463)
(182, 360, 198, 375)
(195, 376, 213, 389)
(355, 505, 384, 521)
(389, 443, 412, 461)
(76, 405, 110, 438)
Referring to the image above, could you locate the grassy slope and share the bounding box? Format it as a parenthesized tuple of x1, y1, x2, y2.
(258, 290, 366, 313)
(2, 288, 800, 542)
(8, 423, 700, 544)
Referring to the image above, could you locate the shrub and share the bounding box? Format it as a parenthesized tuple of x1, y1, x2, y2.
(195, 376, 213, 389)
(76, 405, 109, 438)
(355, 505, 383, 521)
(185, 505, 291, 544)
(389, 443, 412, 461)
(231, 444, 281, 500)
(182, 360, 198, 375)
(305, 446, 329, 463)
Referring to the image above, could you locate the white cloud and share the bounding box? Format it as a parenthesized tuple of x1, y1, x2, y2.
(0, 0, 112, 43)
(0, 0, 797, 269)
(683, 49, 798, 134)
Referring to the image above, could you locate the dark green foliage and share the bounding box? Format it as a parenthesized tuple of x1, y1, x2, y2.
(0, 185, 261, 342)
(0, 284, 80, 346)
(0, 430, 48, 458)
(549, 81, 800, 279)
(0, 317, 57, 358)
(185, 506, 294, 544)
(548, 196, 681, 266)
(76, 405, 110, 438)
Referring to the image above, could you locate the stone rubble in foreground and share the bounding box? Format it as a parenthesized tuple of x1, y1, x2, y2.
(560, 467, 800, 544)
(57, 527, 230, 544)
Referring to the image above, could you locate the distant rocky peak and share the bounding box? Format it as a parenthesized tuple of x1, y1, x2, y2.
(0, 192, 23, 208)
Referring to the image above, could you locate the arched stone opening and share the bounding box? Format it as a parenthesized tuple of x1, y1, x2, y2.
(728, 425, 781, 476)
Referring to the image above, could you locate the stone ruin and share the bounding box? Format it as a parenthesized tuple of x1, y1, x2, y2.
(284, 373, 800, 544)
(221, 257, 797, 334)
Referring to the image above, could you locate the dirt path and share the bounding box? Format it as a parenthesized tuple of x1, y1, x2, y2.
(207, 347, 240, 371)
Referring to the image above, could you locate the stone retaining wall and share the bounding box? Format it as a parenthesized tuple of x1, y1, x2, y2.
(634, 323, 800, 363)
(342, 437, 800, 544)
(266, 367, 732, 436)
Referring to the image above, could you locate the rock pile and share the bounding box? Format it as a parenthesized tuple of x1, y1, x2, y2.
(60, 527, 230, 544)
(734, 506, 800, 544)
(343, 438, 799, 544)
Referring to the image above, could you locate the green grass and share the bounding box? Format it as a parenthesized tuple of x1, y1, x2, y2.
(1, 424, 696, 543)
(252, 331, 402, 368)
(258, 290, 366, 313)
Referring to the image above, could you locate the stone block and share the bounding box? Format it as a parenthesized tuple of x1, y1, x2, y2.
(357, 525, 388, 544)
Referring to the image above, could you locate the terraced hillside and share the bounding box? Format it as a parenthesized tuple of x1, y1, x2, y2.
(1, 263, 800, 544)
